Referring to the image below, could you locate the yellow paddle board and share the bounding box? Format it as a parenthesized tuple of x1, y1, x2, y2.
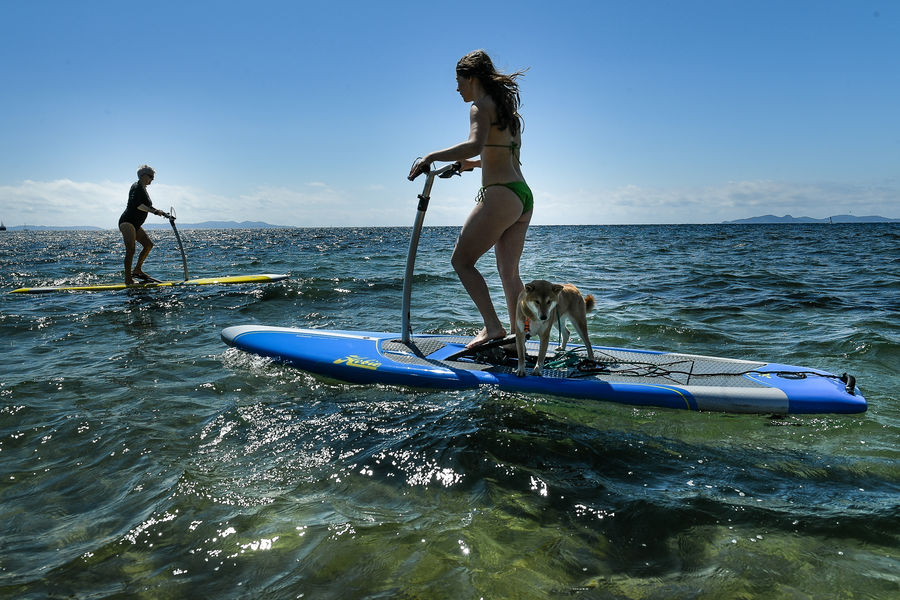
(10, 274, 288, 294)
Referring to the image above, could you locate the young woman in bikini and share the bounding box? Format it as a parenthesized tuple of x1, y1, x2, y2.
(408, 49, 532, 348)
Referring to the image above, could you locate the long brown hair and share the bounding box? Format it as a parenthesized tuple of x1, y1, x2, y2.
(456, 50, 526, 136)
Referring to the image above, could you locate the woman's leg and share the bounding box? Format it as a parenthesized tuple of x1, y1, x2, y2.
(133, 227, 154, 275)
(119, 222, 137, 284)
(494, 209, 532, 333)
(452, 187, 524, 347)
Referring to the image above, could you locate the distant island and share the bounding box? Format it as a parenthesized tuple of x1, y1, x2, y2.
(3, 216, 898, 230)
(142, 220, 287, 230)
(2, 221, 287, 231)
(723, 214, 899, 224)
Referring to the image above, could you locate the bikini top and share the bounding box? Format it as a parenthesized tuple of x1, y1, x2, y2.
(483, 140, 521, 164)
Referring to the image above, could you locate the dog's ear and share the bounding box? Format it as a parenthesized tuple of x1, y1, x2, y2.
(552, 284, 564, 294)
(525, 283, 535, 293)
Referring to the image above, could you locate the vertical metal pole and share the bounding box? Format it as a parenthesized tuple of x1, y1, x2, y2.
(401, 163, 457, 344)
(168, 207, 189, 281)
(401, 171, 437, 344)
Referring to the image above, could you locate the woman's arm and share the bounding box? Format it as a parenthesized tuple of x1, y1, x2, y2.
(409, 103, 490, 179)
(138, 203, 166, 217)
(459, 158, 481, 172)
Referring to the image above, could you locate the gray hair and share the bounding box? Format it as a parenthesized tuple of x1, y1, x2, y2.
(137, 165, 155, 178)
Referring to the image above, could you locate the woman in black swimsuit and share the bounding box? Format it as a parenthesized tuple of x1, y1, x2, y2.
(409, 50, 531, 348)
(119, 165, 169, 284)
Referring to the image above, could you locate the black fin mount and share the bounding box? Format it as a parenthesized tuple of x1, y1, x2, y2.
(840, 373, 857, 395)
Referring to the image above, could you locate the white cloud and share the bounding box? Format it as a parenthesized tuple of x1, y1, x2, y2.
(0, 179, 409, 227)
(235, 184, 412, 227)
(0, 179, 123, 228)
(1, 178, 895, 228)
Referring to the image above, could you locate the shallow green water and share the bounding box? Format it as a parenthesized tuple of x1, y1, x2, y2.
(1, 224, 897, 598)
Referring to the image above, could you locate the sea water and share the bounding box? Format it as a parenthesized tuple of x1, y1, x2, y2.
(1, 224, 897, 599)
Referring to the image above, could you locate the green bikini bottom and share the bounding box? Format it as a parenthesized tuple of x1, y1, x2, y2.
(475, 181, 534, 214)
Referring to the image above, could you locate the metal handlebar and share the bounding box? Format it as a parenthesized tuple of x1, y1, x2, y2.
(401, 160, 461, 343)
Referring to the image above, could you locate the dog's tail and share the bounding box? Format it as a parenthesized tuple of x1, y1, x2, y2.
(584, 294, 595, 313)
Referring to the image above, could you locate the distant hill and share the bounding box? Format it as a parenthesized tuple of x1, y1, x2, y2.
(143, 220, 287, 230)
(724, 214, 899, 224)
(3, 225, 105, 231)
(4, 217, 897, 230)
(3, 221, 285, 231)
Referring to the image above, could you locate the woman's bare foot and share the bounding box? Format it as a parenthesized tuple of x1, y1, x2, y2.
(466, 327, 507, 349)
(132, 270, 160, 282)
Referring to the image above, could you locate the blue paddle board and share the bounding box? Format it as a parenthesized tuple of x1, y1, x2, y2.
(221, 326, 865, 415)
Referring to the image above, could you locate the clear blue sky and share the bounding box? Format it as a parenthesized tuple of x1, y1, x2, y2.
(1, 0, 897, 227)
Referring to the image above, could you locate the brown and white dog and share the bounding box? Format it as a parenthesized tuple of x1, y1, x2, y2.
(515, 279, 595, 377)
